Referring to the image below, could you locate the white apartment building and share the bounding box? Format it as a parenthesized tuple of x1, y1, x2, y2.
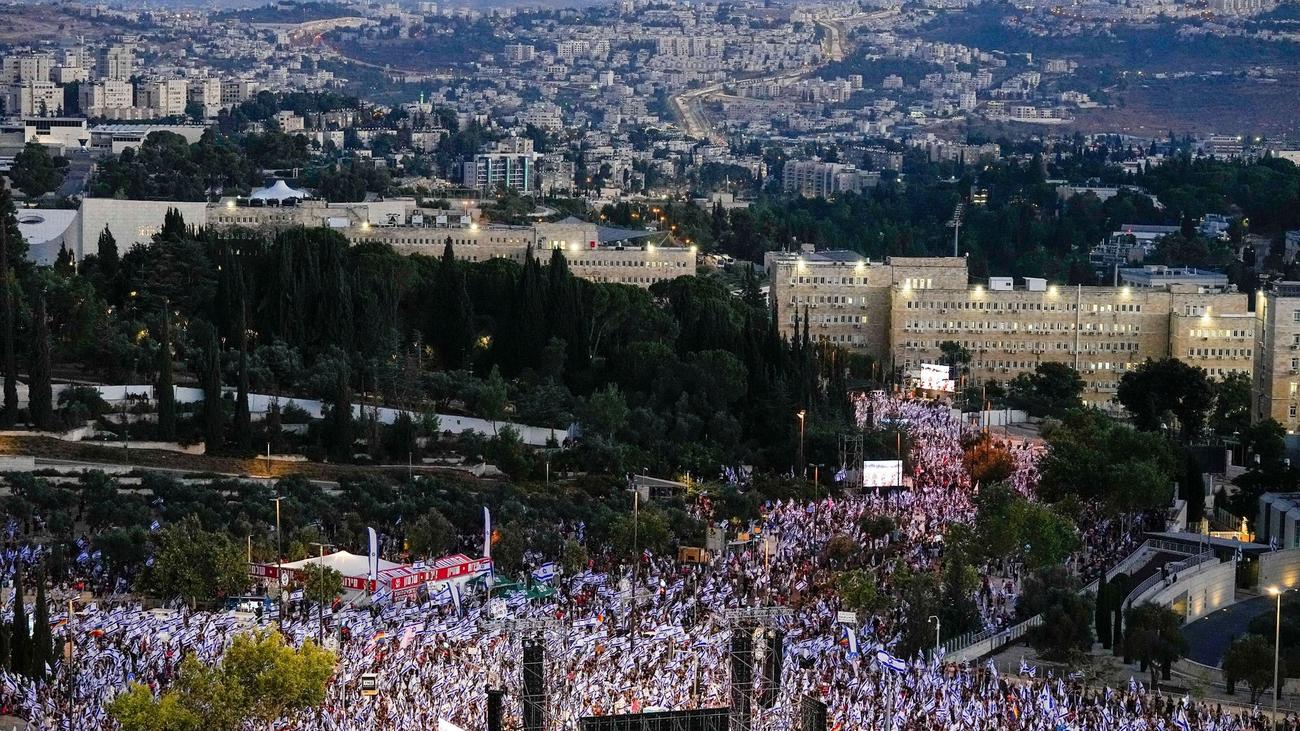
(188, 78, 223, 117)
(137, 79, 188, 117)
(2, 54, 54, 84)
(463, 137, 538, 195)
(4, 82, 63, 117)
(79, 79, 134, 117)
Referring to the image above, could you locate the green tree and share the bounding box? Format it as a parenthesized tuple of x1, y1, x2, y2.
(9, 142, 67, 198)
(406, 508, 456, 559)
(9, 563, 28, 677)
(1209, 371, 1251, 437)
(1019, 566, 1094, 661)
(196, 321, 225, 452)
(301, 563, 342, 645)
(610, 505, 672, 560)
(0, 186, 20, 426)
(109, 631, 334, 731)
(838, 568, 889, 614)
(28, 290, 54, 431)
(143, 517, 248, 605)
(29, 575, 52, 677)
(1006, 362, 1085, 418)
(1116, 357, 1213, 441)
(97, 225, 120, 280)
(431, 239, 476, 368)
(1222, 633, 1275, 702)
(156, 302, 176, 440)
(560, 538, 588, 576)
(1124, 603, 1189, 685)
(326, 357, 353, 462)
(937, 340, 972, 374)
(580, 384, 629, 440)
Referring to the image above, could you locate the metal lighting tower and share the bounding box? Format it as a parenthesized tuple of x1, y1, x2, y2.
(946, 203, 966, 256)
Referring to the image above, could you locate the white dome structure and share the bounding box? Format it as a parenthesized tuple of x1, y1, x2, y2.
(249, 179, 309, 202)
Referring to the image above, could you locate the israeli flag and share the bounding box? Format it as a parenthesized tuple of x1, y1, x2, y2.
(842, 625, 859, 659)
(150, 520, 160, 532)
(1174, 712, 1192, 731)
(875, 649, 907, 673)
(531, 563, 558, 584)
(368, 527, 380, 582)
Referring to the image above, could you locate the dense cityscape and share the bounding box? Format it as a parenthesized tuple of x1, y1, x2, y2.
(0, 0, 1299, 729)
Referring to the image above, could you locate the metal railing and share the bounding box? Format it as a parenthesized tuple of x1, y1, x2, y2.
(1124, 550, 1218, 608)
(942, 539, 1204, 662)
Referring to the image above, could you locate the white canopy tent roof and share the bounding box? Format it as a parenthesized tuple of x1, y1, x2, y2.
(279, 550, 402, 578)
(250, 179, 309, 202)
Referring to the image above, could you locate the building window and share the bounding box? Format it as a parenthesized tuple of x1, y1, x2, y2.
(1292, 404, 1298, 418)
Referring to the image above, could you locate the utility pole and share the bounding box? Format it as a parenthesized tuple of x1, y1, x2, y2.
(796, 410, 806, 479)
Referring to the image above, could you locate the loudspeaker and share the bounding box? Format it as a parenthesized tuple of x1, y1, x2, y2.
(522, 637, 546, 731)
(759, 629, 784, 708)
(487, 687, 504, 731)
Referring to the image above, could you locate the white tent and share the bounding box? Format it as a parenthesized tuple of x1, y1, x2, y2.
(279, 550, 402, 578)
(250, 179, 309, 202)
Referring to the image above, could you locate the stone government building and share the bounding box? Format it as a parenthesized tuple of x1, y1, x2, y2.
(767, 249, 1297, 433)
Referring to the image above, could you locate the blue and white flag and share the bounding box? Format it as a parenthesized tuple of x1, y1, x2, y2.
(367, 527, 379, 582)
(875, 649, 907, 673)
(531, 563, 558, 584)
(149, 520, 160, 532)
(483, 507, 492, 560)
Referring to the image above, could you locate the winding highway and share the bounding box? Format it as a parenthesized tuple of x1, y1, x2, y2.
(669, 11, 890, 143)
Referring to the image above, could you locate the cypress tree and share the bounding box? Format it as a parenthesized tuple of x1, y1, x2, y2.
(96, 225, 118, 276)
(329, 359, 354, 462)
(158, 207, 187, 242)
(29, 574, 51, 678)
(156, 300, 176, 441)
(197, 321, 224, 453)
(0, 188, 18, 427)
(433, 238, 475, 368)
(10, 563, 28, 677)
(53, 245, 75, 276)
(508, 246, 546, 373)
(28, 290, 53, 431)
(234, 311, 252, 454)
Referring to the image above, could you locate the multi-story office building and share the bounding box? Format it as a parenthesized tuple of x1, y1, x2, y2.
(97, 45, 134, 81)
(462, 137, 538, 195)
(1254, 282, 1300, 432)
(767, 250, 1252, 407)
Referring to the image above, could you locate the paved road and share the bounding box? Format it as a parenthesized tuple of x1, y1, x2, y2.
(1182, 594, 1273, 666)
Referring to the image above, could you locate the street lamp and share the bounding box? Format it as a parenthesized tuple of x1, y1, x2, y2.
(1270, 585, 1283, 726)
(272, 495, 286, 631)
(796, 410, 806, 478)
(928, 615, 941, 659)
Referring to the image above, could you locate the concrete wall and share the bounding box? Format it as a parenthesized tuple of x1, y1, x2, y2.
(75, 198, 210, 259)
(80, 384, 571, 447)
(1260, 547, 1300, 591)
(1142, 558, 1237, 623)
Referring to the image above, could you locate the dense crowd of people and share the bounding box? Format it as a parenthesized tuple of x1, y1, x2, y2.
(0, 394, 1278, 730)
